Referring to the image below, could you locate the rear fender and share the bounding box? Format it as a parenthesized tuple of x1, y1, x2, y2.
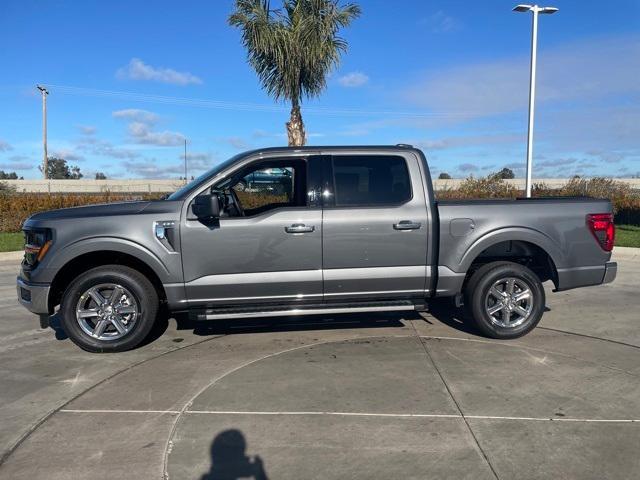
(457, 227, 565, 273)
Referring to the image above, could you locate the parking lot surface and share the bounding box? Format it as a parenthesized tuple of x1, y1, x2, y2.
(0, 249, 638, 479)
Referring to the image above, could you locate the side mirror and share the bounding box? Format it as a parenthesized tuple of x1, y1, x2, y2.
(192, 194, 220, 219)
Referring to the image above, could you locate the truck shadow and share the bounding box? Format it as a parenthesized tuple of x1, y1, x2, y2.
(47, 300, 495, 346)
(175, 311, 416, 337)
(167, 299, 484, 338)
(424, 299, 480, 335)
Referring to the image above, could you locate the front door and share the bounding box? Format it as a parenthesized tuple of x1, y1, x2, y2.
(321, 152, 430, 301)
(181, 156, 323, 307)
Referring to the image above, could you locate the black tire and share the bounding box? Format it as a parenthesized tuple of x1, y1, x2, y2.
(60, 265, 159, 352)
(464, 261, 545, 339)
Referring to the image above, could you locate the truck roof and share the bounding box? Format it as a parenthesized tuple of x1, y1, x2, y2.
(236, 144, 420, 157)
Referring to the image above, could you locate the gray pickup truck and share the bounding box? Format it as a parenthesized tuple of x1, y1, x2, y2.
(17, 145, 617, 352)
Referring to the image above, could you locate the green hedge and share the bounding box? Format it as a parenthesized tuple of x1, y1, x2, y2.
(437, 176, 640, 224)
(1, 177, 639, 233)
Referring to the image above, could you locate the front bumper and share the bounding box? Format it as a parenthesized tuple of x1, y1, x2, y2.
(602, 261, 617, 284)
(16, 277, 51, 315)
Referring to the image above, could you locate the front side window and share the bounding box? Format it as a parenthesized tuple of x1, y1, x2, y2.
(332, 155, 411, 207)
(235, 167, 294, 211)
(222, 160, 307, 217)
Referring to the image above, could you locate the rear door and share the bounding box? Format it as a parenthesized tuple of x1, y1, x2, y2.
(321, 152, 430, 301)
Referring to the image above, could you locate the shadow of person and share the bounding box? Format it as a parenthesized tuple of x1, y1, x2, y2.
(201, 429, 268, 480)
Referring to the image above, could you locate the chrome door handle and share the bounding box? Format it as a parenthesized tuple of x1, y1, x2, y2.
(285, 223, 315, 234)
(393, 220, 422, 230)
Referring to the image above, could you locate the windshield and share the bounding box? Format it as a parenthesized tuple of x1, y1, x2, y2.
(165, 154, 242, 201)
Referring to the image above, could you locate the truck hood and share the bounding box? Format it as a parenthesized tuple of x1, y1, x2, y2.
(26, 201, 153, 222)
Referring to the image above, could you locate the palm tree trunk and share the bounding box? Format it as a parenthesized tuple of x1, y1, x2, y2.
(286, 100, 306, 146)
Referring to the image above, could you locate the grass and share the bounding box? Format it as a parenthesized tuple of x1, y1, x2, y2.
(0, 232, 24, 252)
(615, 224, 640, 248)
(0, 225, 639, 253)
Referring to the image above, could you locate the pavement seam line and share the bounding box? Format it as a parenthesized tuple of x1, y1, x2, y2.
(419, 334, 639, 378)
(6, 329, 634, 473)
(58, 409, 640, 422)
(2, 328, 635, 470)
(411, 323, 500, 480)
(538, 326, 640, 350)
(0, 333, 227, 469)
(160, 333, 434, 479)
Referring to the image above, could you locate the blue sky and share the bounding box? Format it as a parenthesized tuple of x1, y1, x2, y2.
(1, 0, 639, 179)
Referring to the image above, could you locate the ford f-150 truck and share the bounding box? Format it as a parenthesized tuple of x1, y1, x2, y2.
(17, 146, 617, 352)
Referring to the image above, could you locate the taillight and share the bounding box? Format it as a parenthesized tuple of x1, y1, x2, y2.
(586, 213, 615, 252)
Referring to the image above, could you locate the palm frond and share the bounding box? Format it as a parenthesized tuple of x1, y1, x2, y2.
(229, 0, 361, 104)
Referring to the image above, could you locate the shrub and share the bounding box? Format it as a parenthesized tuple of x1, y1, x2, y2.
(437, 175, 518, 199)
(0, 181, 15, 194)
(437, 175, 640, 226)
(0, 192, 162, 233)
(2, 176, 639, 233)
(555, 177, 639, 214)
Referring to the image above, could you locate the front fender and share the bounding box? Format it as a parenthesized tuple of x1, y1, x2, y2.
(43, 236, 174, 284)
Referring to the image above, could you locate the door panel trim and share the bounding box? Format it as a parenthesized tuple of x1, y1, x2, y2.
(187, 293, 323, 304)
(323, 265, 427, 281)
(323, 265, 429, 300)
(185, 269, 322, 304)
(187, 269, 322, 286)
(323, 289, 423, 297)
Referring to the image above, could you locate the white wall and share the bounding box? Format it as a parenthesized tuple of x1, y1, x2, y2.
(3, 178, 640, 193)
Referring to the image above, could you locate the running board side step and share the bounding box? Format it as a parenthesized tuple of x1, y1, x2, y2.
(194, 301, 417, 321)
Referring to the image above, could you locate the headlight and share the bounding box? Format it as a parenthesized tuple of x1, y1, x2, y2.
(23, 229, 52, 267)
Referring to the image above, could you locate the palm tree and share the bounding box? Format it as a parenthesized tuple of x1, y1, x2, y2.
(229, 0, 361, 146)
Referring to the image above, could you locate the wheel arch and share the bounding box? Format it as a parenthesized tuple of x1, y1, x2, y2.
(460, 228, 562, 289)
(48, 250, 167, 312)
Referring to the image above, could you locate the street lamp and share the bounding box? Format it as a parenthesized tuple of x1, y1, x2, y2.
(36, 85, 49, 179)
(513, 4, 558, 197)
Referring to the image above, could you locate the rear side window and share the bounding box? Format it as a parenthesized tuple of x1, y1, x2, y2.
(332, 155, 411, 207)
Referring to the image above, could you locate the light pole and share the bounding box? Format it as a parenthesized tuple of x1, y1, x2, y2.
(184, 138, 188, 184)
(36, 85, 49, 179)
(513, 4, 558, 197)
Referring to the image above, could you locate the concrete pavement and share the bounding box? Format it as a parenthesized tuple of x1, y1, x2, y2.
(0, 250, 638, 479)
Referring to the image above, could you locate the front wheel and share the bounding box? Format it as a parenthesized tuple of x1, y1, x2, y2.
(464, 261, 545, 339)
(60, 265, 159, 352)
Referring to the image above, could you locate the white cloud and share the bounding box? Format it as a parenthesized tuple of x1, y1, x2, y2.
(415, 133, 523, 151)
(0, 155, 33, 170)
(112, 108, 183, 147)
(458, 163, 479, 172)
(0, 140, 13, 152)
(127, 122, 184, 146)
(422, 11, 461, 33)
(122, 159, 185, 178)
(183, 152, 215, 171)
(77, 125, 97, 135)
(77, 136, 140, 160)
(220, 136, 250, 150)
(50, 148, 85, 162)
(338, 72, 369, 88)
(116, 58, 203, 86)
(112, 109, 160, 124)
(403, 35, 640, 119)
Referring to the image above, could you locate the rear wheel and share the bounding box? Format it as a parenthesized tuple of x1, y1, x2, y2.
(60, 265, 158, 352)
(464, 261, 545, 339)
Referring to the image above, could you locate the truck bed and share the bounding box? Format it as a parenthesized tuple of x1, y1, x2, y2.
(435, 196, 614, 293)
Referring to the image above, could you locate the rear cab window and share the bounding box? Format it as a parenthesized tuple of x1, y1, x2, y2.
(331, 155, 412, 207)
